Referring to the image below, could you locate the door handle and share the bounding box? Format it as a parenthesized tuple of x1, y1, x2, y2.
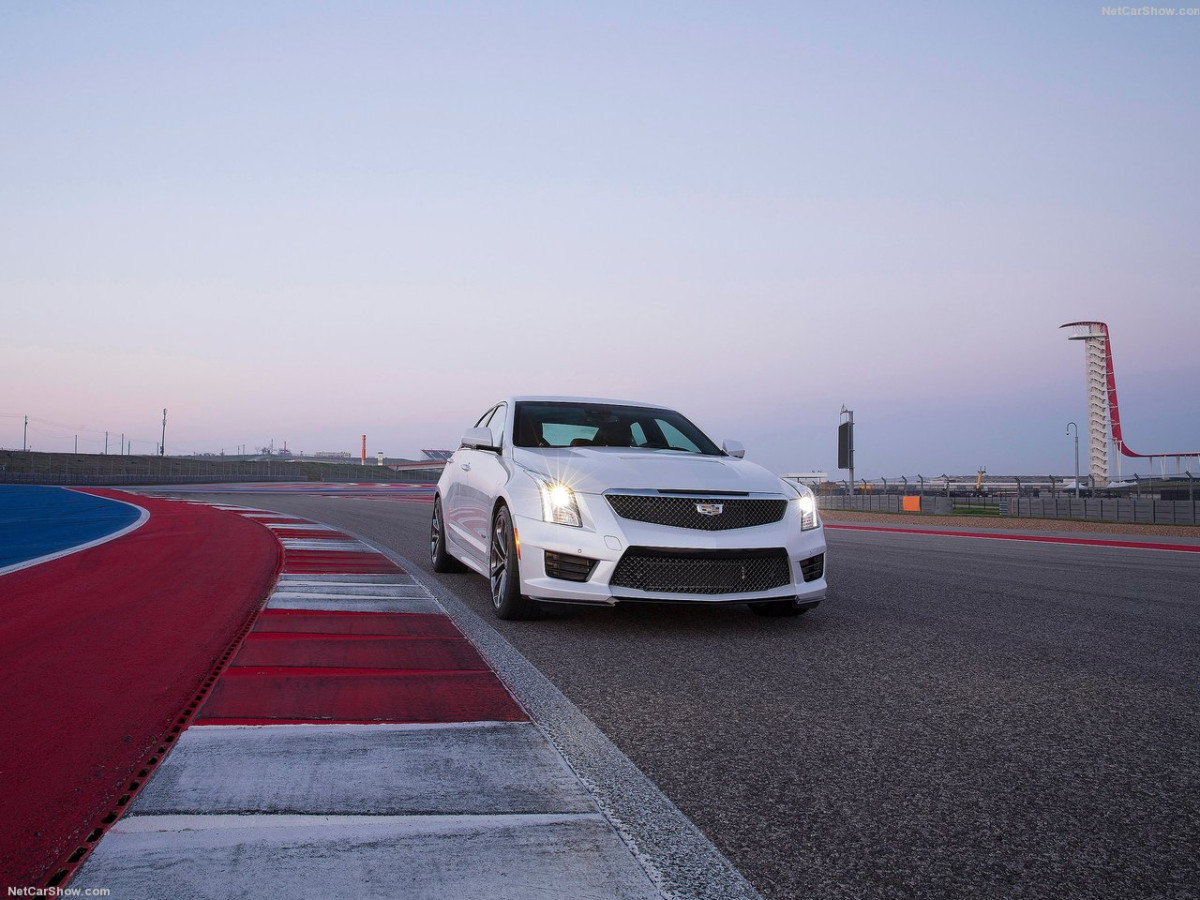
(461, 462, 471, 472)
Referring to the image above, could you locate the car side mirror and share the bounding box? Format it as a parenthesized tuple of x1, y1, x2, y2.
(723, 440, 745, 459)
(461, 427, 498, 451)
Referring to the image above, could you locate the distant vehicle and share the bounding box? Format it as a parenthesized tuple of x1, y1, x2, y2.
(431, 397, 827, 620)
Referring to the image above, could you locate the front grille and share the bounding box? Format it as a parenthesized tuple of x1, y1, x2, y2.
(606, 494, 788, 531)
(800, 553, 824, 582)
(544, 551, 598, 583)
(610, 547, 791, 595)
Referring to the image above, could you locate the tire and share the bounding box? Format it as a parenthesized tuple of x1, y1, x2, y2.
(489, 504, 540, 620)
(430, 497, 465, 573)
(749, 599, 818, 618)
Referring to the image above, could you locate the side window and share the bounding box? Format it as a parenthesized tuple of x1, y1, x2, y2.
(630, 423, 648, 447)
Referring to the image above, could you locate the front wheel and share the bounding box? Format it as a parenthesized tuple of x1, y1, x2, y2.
(489, 505, 540, 620)
(430, 497, 465, 573)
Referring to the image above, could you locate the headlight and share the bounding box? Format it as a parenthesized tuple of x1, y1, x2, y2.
(793, 485, 819, 530)
(527, 472, 582, 527)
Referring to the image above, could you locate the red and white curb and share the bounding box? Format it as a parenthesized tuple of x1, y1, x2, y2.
(71, 507, 666, 899)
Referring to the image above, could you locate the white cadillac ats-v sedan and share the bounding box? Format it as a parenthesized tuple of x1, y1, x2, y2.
(431, 397, 827, 620)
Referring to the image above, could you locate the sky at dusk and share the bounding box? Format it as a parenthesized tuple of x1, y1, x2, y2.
(2, 1, 1197, 478)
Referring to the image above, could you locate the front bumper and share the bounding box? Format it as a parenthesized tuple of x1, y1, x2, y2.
(512, 495, 827, 607)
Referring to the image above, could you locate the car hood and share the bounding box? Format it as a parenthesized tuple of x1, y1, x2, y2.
(512, 447, 788, 495)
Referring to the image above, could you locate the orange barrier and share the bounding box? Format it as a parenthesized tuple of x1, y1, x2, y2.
(902, 496, 921, 512)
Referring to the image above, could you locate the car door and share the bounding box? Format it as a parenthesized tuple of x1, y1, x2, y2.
(454, 403, 508, 563)
(444, 405, 498, 564)
(465, 402, 510, 554)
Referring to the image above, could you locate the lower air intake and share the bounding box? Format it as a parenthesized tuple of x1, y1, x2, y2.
(610, 547, 791, 595)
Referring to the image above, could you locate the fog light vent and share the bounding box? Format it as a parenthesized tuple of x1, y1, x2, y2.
(544, 551, 598, 583)
(799, 553, 824, 583)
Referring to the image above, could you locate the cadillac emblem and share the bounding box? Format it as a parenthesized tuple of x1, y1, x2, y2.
(695, 502, 724, 517)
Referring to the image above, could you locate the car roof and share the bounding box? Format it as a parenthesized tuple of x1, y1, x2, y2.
(506, 395, 673, 410)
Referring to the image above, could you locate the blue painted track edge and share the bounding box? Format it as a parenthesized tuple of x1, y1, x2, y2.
(0, 491, 151, 578)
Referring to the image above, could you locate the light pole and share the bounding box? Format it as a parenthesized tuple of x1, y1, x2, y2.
(1067, 422, 1080, 499)
(160, 408, 167, 457)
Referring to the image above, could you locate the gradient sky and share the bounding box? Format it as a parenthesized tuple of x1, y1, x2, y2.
(2, 1, 1197, 478)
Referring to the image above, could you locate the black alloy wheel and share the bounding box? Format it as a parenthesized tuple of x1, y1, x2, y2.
(489, 504, 540, 620)
(430, 497, 464, 573)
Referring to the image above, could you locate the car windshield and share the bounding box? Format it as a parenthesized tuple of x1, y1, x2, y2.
(513, 401, 723, 455)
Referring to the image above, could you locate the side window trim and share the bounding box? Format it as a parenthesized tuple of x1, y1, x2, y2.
(490, 402, 508, 451)
(474, 405, 499, 429)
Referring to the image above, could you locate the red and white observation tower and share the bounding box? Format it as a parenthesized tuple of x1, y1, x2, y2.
(1061, 321, 1200, 486)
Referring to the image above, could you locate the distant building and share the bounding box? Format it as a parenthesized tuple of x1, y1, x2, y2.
(381, 449, 452, 475)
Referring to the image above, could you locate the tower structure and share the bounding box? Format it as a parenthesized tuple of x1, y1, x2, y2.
(1061, 320, 1200, 483)
(1060, 321, 1112, 485)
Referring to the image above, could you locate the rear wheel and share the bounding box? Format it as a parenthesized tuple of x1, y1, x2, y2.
(489, 504, 540, 620)
(430, 497, 465, 573)
(749, 599, 818, 618)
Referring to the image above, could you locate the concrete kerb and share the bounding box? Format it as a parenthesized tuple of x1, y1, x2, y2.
(348, 530, 764, 900)
(70, 507, 669, 899)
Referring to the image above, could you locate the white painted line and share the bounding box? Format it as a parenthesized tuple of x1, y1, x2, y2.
(106, 812, 606, 835)
(269, 584, 428, 597)
(265, 596, 444, 613)
(279, 540, 369, 551)
(73, 813, 664, 900)
(269, 589, 430, 601)
(276, 575, 415, 585)
(129, 722, 595, 815)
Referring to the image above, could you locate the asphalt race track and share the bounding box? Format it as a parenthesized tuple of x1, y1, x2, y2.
(149, 490, 1200, 899)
